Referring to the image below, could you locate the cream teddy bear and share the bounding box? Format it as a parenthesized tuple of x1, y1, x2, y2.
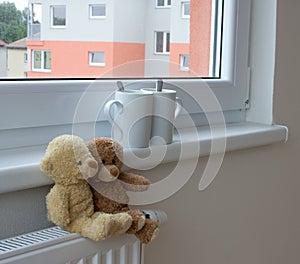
(40, 135, 133, 241)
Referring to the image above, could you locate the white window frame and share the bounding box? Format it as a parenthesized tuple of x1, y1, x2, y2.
(156, 0, 171, 8)
(31, 50, 51, 72)
(0, 0, 251, 150)
(89, 51, 105, 66)
(154, 31, 170, 54)
(181, 2, 190, 18)
(50, 5, 66, 28)
(89, 4, 106, 19)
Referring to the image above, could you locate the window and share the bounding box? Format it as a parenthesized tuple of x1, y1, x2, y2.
(4, 0, 224, 79)
(51, 5, 66, 27)
(181, 2, 190, 18)
(180, 54, 189, 70)
(28, 3, 42, 40)
(89, 52, 105, 66)
(89, 4, 106, 19)
(156, 0, 171, 8)
(24, 53, 28, 63)
(0, 0, 253, 151)
(155, 31, 170, 54)
(32, 50, 51, 71)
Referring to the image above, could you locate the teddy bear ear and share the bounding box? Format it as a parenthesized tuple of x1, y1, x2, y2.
(40, 158, 53, 174)
(112, 141, 123, 158)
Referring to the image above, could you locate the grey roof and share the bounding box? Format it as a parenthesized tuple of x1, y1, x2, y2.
(7, 38, 27, 49)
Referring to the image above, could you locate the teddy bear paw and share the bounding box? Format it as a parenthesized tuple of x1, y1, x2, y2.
(111, 212, 133, 236)
(136, 214, 146, 231)
(126, 210, 146, 234)
(91, 213, 121, 239)
(135, 219, 159, 244)
(150, 227, 159, 242)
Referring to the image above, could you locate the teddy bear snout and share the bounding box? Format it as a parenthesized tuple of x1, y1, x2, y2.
(110, 166, 119, 177)
(87, 158, 98, 170)
(98, 165, 119, 182)
(80, 158, 98, 179)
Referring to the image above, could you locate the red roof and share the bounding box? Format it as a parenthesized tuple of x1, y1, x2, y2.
(0, 40, 7, 46)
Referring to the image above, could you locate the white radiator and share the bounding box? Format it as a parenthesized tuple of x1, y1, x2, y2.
(0, 226, 142, 264)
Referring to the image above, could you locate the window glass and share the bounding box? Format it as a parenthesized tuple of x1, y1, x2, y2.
(51, 5, 66, 27)
(89, 51, 105, 66)
(180, 54, 189, 70)
(166, 32, 170, 53)
(182, 2, 190, 17)
(0, 0, 222, 79)
(157, 0, 164, 7)
(44, 51, 51, 70)
(24, 53, 28, 63)
(32, 50, 51, 71)
(157, 0, 171, 7)
(33, 50, 41, 69)
(155, 32, 164, 53)
(90, 4, 106, 18)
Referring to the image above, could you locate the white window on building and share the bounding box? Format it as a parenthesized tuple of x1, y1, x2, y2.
(156, 0, 171, 8)
(28, 3, 42, 40)
(181, 2, 190, 18)
(32, 50, 51, 71)
(24, 53, 28, 63)
(89, 4, 106, 19)
(89, 51, 105, 66)
(180, 54, 189, 70)
(155, 31, 170, 54)
(50, 5, 66, 27)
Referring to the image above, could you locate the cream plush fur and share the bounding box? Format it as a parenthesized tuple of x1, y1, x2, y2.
(40, 135, 133, 241)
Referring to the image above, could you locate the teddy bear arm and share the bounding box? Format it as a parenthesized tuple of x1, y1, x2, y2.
(46, 186, 70, 227)
(119, 172, 150, 192)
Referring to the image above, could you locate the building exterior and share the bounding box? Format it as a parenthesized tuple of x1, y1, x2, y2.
(6, 38, 28, 78)
(0, 40, 7, 78)
(27, 0, 212, 78)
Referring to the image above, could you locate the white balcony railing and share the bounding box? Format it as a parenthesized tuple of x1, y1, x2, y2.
(28, 23, 41, 40)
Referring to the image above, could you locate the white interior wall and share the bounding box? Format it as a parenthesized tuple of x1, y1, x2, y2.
(144, 0, 300, 263)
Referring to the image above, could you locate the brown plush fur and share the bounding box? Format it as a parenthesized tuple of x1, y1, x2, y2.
(136, 219, 159, 244)
(41, 135, 133, 241)
(87, 137, 159, 244)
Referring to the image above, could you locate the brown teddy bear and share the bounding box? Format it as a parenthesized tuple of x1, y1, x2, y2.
(40, 134, 133, 241)
(87, 137, 159, 244)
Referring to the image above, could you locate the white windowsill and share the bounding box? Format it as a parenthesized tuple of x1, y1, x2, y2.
(31, 69, 52, 73)
(0, 122, 287, 195)
(155, 6, 171, 9)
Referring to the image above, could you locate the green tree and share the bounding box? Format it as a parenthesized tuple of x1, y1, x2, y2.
(0, 2, 27, 43)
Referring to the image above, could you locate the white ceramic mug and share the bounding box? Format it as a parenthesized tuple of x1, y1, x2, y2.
(104, 90, 153, 148)
(141, 88, 182, 145)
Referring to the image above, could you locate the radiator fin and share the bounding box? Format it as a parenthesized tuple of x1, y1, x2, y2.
(0, 210, 166, 263)
(0, 226, 75, 259)
(86, 253, 100, 264)
(62, 244, 141, 264)
(0, 226, 141, 264)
